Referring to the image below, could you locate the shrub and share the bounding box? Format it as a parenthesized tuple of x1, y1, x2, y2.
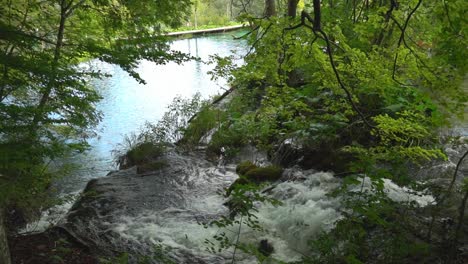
(120, 142, 165, 169)
(180, 106, 223, 147)
(206, 124, 246, 157)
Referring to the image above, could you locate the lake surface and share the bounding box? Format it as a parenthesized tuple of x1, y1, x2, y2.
(56, 31, 248, 194)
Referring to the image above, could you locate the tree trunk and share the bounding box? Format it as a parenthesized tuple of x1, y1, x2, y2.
(288, 0, 300, 17)
(0, 208, 11, 264)
(264, 0, 276, 17)
(313, 0, 321, 30)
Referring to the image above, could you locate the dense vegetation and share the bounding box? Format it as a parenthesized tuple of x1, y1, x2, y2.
(0, 0, 191, 263)
(177, 0, 467, 263)
(0, 0, 467, 263)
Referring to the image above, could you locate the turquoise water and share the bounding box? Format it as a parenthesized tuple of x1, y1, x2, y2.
(57, 32, 248, 193)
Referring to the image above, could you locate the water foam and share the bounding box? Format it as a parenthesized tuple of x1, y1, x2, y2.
(110, 169, 343, 263)
(353, 176, 435, 207)
(19, 192, 78, 234)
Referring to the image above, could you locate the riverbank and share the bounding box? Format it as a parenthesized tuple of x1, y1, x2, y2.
(166, 25, 245, 37)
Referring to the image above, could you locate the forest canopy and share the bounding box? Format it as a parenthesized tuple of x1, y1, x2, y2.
(0, 0, 192, 207)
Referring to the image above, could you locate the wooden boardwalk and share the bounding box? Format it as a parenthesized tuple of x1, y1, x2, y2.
(166, 25, 245, 37)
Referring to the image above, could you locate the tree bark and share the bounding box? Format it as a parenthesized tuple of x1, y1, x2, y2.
(313, 0, 321, 30)
(264, 0, 276, 17)
(0, 208, 11, 264)
(288, 0, 300, 17)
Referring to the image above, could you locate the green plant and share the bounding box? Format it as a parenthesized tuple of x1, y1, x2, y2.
(125, 143, 165, 166)
(236, 161, 257, 175)
(114, 139, 166, 169)
(206, 123, 246, 157)
(205, 182, 281, 256)
(180, 105, 223, 147)
(307, 174, 432, 264)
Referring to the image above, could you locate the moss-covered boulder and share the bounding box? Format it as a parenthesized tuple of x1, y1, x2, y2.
(121, 142, 165, 169)
(226, 162, 283, 197)
(236, 160, 258, 175)
(244, 165, 283, 183)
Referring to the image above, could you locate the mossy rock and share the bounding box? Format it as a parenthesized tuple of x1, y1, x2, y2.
(244, 166, 283, 183)
(125, 142, 165, 167)
(136, 160, 168, 174)
(236, 161, 258, 175)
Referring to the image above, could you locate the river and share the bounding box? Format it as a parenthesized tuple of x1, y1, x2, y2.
(20, 31, 466, 263)
(58, 31, 248, 194)
(22, 31, 248, 233)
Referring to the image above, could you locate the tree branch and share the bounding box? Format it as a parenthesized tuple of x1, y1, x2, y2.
(285, 10, 375, 129)
(316, 28, 374, 129)
(234, 25, 260, 39)
(390, 0, 428, 84)
(245, 23, 272, 57)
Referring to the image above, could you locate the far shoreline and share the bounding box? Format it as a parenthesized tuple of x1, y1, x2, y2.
(166, 25, 245, 37)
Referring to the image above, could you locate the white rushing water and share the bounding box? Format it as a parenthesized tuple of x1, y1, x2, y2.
(354, 176, 435, 207)
(104, 166, 437, 263)
(19, 192, 79, 234)
(109, 169, 341, 263)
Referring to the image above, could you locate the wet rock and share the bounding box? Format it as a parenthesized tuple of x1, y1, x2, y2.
(413, 137, 468, 194)
(239, 145, 270, 166)
(226, 162, 283, 197)
(136, 160, 168, 174)
(58, 149, 238, 263)
(235, 161, 282, 183)
(272, 138, 356, 173)
(10, 228, 98, 264)
(119, 142, 165, 169)
(225, 176, 250, 197)
(271, 138, 303, 166)
(258, 239, 274, 257)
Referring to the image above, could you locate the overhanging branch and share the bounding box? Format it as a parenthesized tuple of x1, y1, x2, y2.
(285, 10, 375, 129)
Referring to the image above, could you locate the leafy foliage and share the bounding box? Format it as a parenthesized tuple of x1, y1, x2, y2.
(200, 0, 466, 262)
(113, 93, 209, 167)
(0, 0, 191, 208)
